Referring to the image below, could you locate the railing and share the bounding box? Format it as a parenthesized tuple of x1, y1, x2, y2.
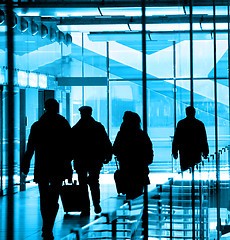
(61, 145, 230, 239)
(62, 197, 144, 240)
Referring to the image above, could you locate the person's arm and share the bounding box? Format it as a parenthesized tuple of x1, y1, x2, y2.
(112, 131, 121, 158)
(102, 126, 112, 164)
(144, 132, 154, 165)
(21, 123, 37, 175)
(201, 123, 209, 159)
(172, 123, 180, 159)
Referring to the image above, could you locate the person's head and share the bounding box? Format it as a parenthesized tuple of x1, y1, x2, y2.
(186, 106, 196, 118)
(79, 106, 92, 119)
(122, 111, 141, 129)
(44, 99, 59, 114)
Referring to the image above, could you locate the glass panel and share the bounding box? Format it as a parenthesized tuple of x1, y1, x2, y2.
(0, 18, 6, 196)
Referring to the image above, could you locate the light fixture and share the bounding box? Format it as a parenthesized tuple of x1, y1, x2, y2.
(31, 20, 38, 36)
(57, 30, 65, 43)
(50, 27, 57, 42)
(12, 12, 17, 29)
(20, 17, 28, 32)
(41, 24, 48, 39)
(64, 33, 72, 46)
(0, 9, 4, 25)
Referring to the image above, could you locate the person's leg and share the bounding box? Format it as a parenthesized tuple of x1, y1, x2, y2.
(38, 180, 62, 239)
(77, 168, 90, 215)
(88, 168, 101, 214)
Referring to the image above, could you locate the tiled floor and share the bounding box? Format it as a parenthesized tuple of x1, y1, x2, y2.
(0, 173, 173, 240)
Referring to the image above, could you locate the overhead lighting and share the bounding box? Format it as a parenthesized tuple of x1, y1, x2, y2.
(0, 9, 4, 25)
(65, 33, 72, 46)
(41, 24, 48, 39)
(50, 27, 57, 42)
(12, 12, 17, 29)
(57, 30, 65, 43)
(17, 11, 40, 17)
(31, 20, 38, 36)
(20, 17, 28, 32)
(58, 24, 129, 32)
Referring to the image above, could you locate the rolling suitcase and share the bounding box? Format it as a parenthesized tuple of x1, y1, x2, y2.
(60, 180, 83, 214)
(114, 157, 125, 195)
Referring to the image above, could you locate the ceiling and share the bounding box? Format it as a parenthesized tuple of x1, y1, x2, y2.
(0, 1, 229, 115)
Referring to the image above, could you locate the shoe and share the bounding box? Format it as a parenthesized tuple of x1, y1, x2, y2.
(94, 205, 102, 214)
(42, 232, 54, 240)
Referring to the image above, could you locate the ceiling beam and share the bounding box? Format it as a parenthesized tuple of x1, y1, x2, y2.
(56, 15, 229, 25)
(2, 0, 230, 8)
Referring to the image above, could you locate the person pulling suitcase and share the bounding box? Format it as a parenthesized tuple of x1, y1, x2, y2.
(71, 106, 112, 216)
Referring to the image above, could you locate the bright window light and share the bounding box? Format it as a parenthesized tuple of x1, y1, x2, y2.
(130, 23, 202, 31)
(56, 8, 100, 17)
(18, 71, 27, 87)
(0, 68, 4, 84)
(58, 24, 129, 33)
(29, 73, 38, 88)
(101, 8, 142, 16)
(185, 6, 227, 15)
(39, 74, 47, 89)
(16, 11, 40, 16)
(146, 7, 185, 16)
(0, 26, 6, 32)
(101, 7, 184, 16)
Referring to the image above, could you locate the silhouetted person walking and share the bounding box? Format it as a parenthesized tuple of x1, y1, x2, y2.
(71, 106, 112, 216)
(21, 99, 72, 240)
(113, 111, 153, 199)
(172, 106, 209, 172)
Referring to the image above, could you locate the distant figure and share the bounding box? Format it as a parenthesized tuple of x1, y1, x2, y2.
(71, 106, 112, 216)
(113, 111, 153, 199)
(21, 99, 72, 240)
(172, 106, 209, 172)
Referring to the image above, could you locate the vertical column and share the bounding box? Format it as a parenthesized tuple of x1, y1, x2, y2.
(213, 1, 220, 239)
(66, 92, 70, 123)
(106, 42, 110, 136)
(38, 90, 44, 119)
(20, 89, 26, 191)
(173, 41, 176, 131)
(189, 1, 195, 240)
(190, 0, 194, 106)
(228, 4, 230, 151)
(0, 86, 3, 196)
(6, 0, 15, 239)
(82, 33, 85, 105)
(142, 0, 148, 239)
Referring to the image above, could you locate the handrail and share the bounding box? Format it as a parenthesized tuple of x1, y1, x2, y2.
(62, 144, 230, 240)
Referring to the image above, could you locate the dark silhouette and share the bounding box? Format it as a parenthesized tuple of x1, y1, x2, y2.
(21, 99, 72, 240)
(172, 106, 209, 172)
(71, 106, 112, 216)
(113, 111, 153, 199)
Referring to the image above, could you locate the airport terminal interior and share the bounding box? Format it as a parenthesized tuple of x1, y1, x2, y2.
(1, 0, 230, 239)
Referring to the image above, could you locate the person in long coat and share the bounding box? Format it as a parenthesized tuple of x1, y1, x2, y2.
(172, 106, 209, 172)
(22, 99, 72, 240)
(113, 111, 153, 199)
(71, 106, 112, 216)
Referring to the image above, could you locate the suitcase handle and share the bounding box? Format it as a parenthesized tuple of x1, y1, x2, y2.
(115, 157, 119, 170)
(63, 179, 78, 186)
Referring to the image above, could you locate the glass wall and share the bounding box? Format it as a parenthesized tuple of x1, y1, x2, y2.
(1, 1, 230, 239)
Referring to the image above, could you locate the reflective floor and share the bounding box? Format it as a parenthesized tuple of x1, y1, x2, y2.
(0, 173, 171, 240)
